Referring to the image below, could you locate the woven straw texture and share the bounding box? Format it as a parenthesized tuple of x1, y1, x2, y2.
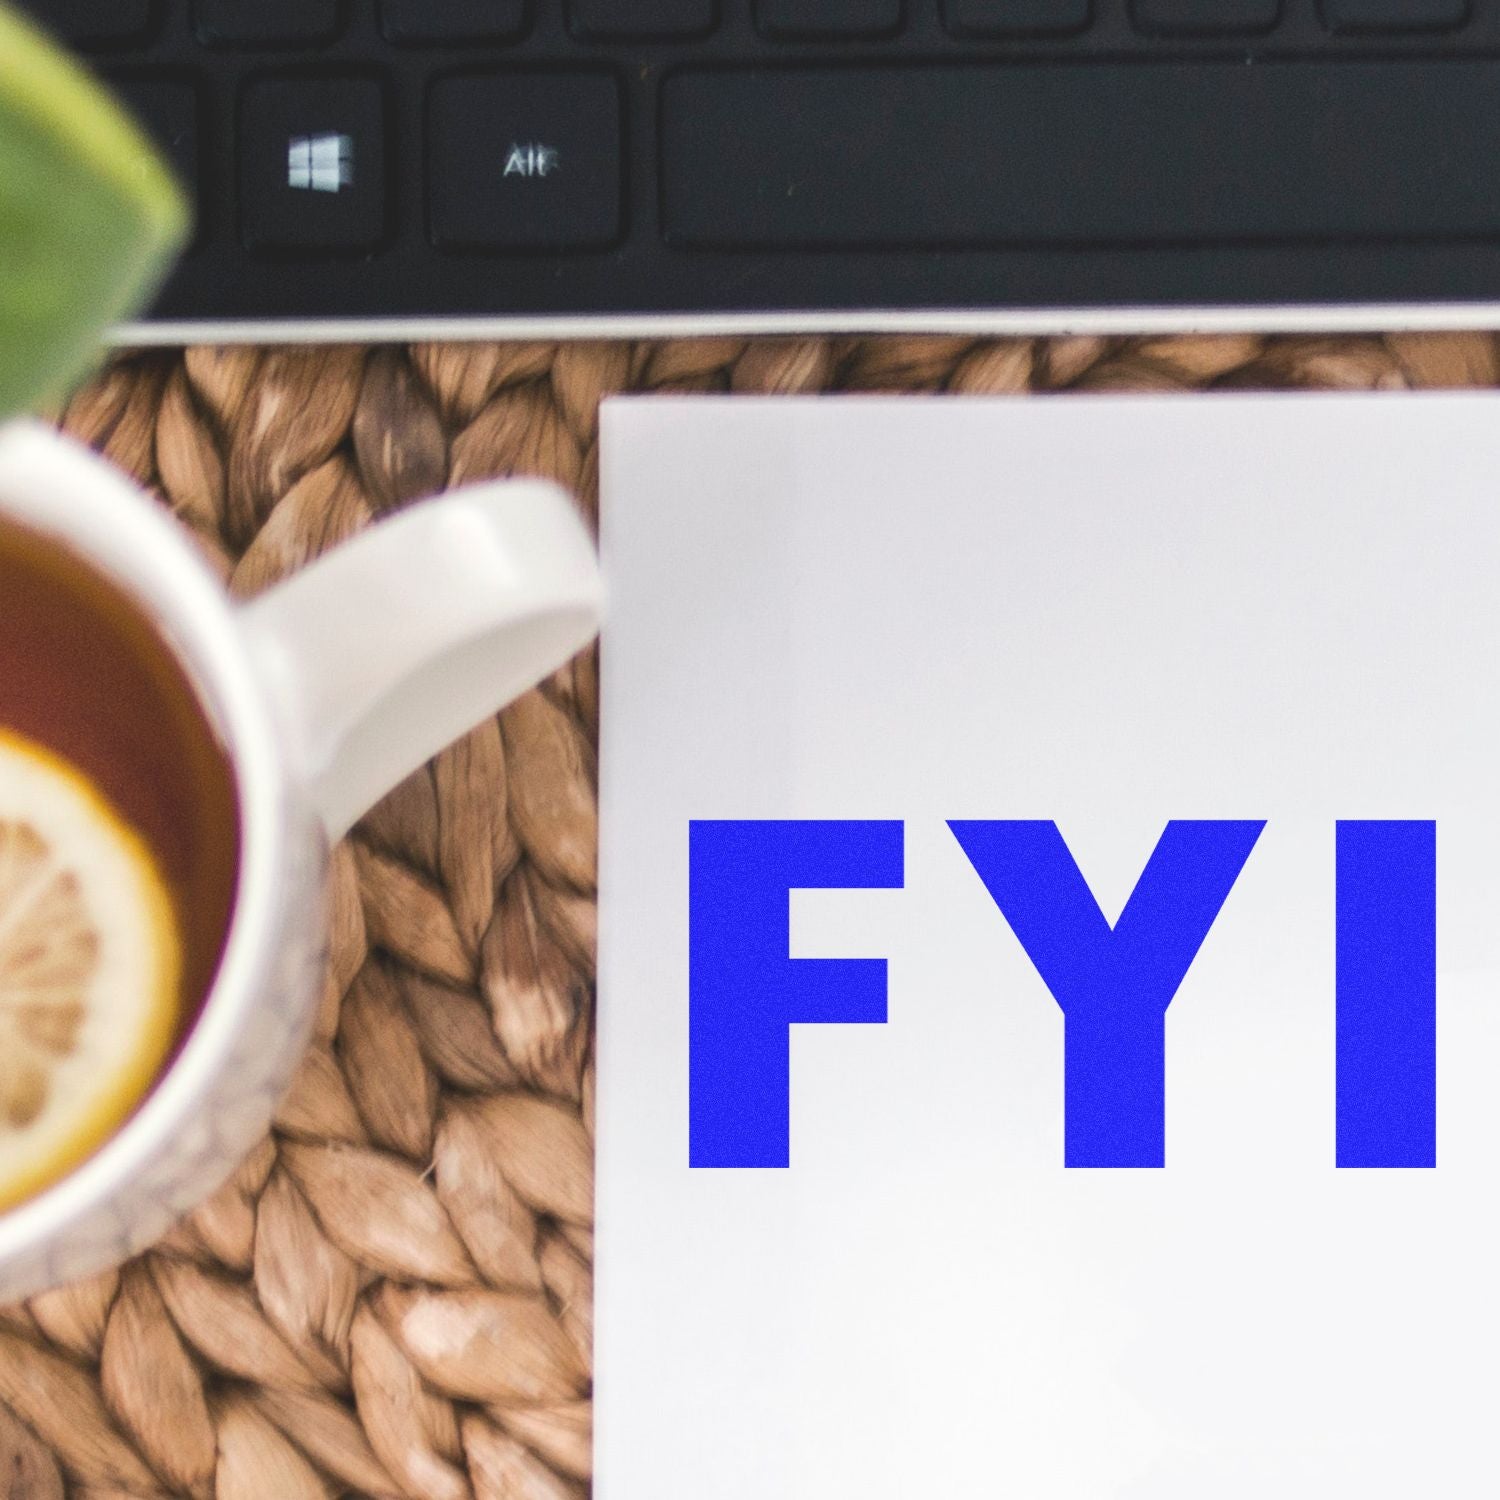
(1, 330, 1496, 1499)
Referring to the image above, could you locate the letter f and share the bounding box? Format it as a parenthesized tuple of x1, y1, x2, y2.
(690, 820, 904, 1168)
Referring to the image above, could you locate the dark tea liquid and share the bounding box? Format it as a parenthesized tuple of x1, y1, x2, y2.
(0, 519, 240, 1051)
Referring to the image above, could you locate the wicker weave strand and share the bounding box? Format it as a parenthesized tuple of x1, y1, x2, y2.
(2, 331, 1497, 1500)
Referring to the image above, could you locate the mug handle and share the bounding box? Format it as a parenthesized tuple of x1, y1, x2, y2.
(239, 479, 602, 841)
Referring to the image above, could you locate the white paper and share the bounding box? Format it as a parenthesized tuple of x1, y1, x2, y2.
(597, 393, 1500, 1498)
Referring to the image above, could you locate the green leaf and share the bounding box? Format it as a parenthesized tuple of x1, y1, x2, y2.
(0, 5, 187, 418)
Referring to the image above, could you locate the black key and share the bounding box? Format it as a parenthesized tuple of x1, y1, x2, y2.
(1322, 0, 1466, 30)
(662, 62, 1500, 249)
(759, 0, 902, 38)
(428, 74, 621, 251)
(567, 0, 716, 40)
(196, 0, 341, 47)
(942, 1, 1090, 37)
(381, 0, 529, 44)
(240, 78, 385, 252)
(1133, 0, 1279, 34)
(15, 0, 155, 47)
(106, 77, 200, 237)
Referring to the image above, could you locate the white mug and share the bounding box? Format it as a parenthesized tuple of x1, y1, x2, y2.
(0, 420, 603, 1299)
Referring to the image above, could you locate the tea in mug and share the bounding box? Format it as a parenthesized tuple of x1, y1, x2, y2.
(0, 518, 239, 1209)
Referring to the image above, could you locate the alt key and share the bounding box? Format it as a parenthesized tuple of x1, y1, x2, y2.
(427, 73, 621, 252)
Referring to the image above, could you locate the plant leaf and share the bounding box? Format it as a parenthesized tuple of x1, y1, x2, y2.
(0, 6, 187, 417)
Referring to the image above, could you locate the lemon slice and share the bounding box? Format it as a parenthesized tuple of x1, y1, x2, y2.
(0, 728, 180, 1212)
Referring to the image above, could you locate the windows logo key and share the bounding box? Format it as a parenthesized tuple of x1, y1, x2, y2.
(287, 133, 353, 194)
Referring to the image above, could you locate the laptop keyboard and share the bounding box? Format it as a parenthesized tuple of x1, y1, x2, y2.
(19, 0, 1500, 330)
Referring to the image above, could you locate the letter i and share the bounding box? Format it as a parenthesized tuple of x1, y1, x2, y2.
(1336, 821, 1436, 1168)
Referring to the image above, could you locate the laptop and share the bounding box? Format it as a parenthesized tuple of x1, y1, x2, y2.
(17, 0, 1500, 340)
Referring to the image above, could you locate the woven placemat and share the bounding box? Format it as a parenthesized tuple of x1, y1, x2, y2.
(0, 330, 1495, 1499)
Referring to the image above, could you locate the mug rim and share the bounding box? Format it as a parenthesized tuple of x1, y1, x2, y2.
(0, 422, 294, 1265)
